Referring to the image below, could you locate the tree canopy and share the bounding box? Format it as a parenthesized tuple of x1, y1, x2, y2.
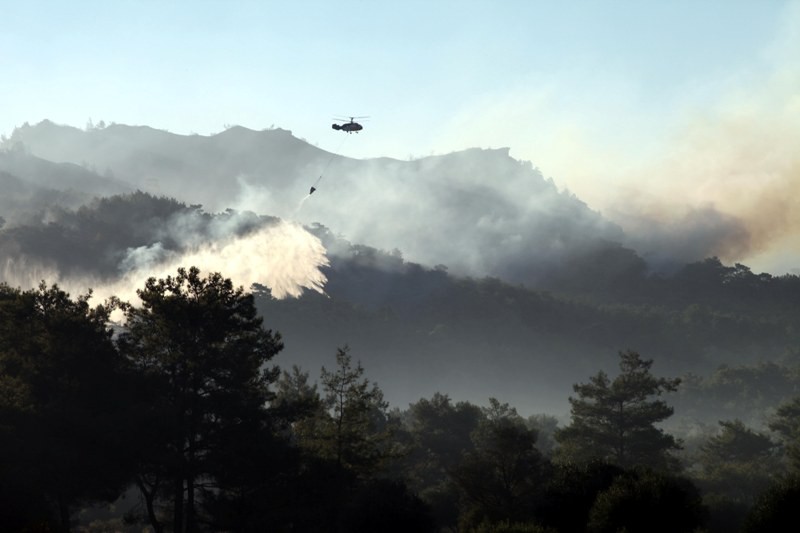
(117, 266, 283, 532)
(3, 259, 798, 531)
(554, 351, 681, 469)
(0, 282, 136, 531)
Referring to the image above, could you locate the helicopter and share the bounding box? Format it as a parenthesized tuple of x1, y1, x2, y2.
(332, 116, 367, 133)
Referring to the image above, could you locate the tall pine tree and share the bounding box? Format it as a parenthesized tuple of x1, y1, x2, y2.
(554, 350, 681, 469)
(317, 346, 391, 477)
(117, 267, 282, 533)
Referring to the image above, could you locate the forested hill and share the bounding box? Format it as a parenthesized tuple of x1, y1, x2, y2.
(4, 120, 322, 212)
(0, 149, 132, 225)
(2, 121, 798, 413)
(1, 191, 798, 414)
(4, 120, 632, 287)
(267, 223, 800, 413)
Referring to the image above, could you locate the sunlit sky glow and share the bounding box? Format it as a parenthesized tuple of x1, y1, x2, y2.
(3, 0, 799, 273)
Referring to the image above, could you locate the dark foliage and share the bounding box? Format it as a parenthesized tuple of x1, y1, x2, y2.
(453, 400, 546, 529)
(555, 351, 681, 469)
(586, 468, 707, 533)
(337, 478, 436, 533)
(535, 461, 624, 533)
(2, 186, 800, 530)
(741, 475, 800, 533)
(0, 283, 138, 530)
(117, 267, 283, 532)
(768, 396, 800, 472)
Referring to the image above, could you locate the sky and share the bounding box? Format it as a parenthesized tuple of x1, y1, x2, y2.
(3, 0, 799, 273)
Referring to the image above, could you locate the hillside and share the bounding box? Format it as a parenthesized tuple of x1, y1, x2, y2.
(5, 121, 628, 287)
(2, 122, 799, 415)
(1, 191, 798, 415)
(0, 148, 132, 225)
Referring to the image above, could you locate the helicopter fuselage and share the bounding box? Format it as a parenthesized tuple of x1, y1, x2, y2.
(332, 121, 363, 133)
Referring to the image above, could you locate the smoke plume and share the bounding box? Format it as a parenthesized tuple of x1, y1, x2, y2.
(606, 64, 800, 271)
(2, 219, 329, 306)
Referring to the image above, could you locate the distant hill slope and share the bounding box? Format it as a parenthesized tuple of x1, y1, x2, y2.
(5, 120, 628, 287)
(4, 121, 338, 211)
(0, 149, 133, 225)
(2, 122, 798, 417)
(1, 192, 798, 415)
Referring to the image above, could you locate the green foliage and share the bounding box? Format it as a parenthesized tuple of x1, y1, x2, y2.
(586, 468, 707, 533)
(337, 478, 436, 533)
(674, 362, 800, 425)
(405, 392, 483, 477)
(539, 242, 648, 299)
(536, 461, 624, 533)
(315, 346, 392, 476)
(0, 191, 278, 281)
(5, 192, 800, 410)
(0, 192, 189, 278)
(669, 258, 800, 317)
(453, 398, 545, 530)
(5, 189, 800, 530)
(117, 266, 283, 532)
(199, 425, 306, 532)
(701, 418, 776, 463)
(394, 393, 483, 529)
(701, 494, 750, 533)
(769, 396, 800, 472)
(0, 282, 136, 530)
(694, 419, 778, 507)
(272, 364, 326, 431)
(554, 351, 682, 469)
(741, 475, 800, 533)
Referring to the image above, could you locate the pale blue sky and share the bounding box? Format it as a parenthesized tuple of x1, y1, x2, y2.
(3, 0, 799, 271)
(2, 1, 788, 148)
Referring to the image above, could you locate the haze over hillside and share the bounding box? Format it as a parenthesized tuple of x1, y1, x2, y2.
(6, 120, 772, 286)
(2, 120, 799, 417)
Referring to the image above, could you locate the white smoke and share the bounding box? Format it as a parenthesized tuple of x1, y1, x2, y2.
(1, 256, 62, 290)
(2, 219, 329, 307)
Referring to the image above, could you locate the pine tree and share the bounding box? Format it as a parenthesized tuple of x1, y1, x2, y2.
(452, 398, 544, 528)
(317, 346, 391, 476)
(0, 282, 136, 531)
(554, 350, 681, 469)
(769, 396, 800, 472)
(117, 267, 282, 533)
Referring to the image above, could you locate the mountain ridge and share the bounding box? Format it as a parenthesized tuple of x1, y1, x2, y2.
(5, 120, 628, 287)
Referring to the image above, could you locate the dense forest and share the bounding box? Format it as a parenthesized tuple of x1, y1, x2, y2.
(1, 266, 800, 532)
(3, 192, 800, 413)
